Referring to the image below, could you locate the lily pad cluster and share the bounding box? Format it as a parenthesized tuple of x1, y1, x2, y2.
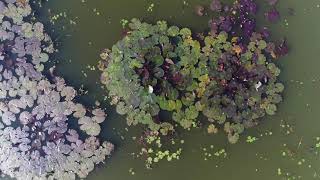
(99, 10, 284, 144)
(0, 0, 113, 179)
(99, 19, 204, 132)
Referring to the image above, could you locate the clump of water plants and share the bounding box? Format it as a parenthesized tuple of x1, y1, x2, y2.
(138, 131, 182, 168)
(99, 19, 284, 139)
(99, 18, 203, 132)
(99, 0, 287, 167)
(0, 1, 113, 179)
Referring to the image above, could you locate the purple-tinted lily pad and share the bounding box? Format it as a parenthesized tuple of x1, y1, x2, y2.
(210, 0, 222, 12)
(265, 8, 280, 22)
(266, 0, 278, 6)
(261, 27, 270, 38)
(275, 39, 289, 57)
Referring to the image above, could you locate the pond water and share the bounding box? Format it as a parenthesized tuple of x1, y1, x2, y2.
(35, 0, 320, 179)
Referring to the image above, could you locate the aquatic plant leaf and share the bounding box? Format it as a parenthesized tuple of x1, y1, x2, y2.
(228, 133, 240, 144)
(266, 0, 278, 5)
(185, 105, 199, 120)
(210, 0, 222, 12)
(167, 26, 180, 37)
(265, 103, 277, 115)
(265, 8, 280, 22)
(129, 59, 143, 69)
(258, 40, 267, 50)
(179, 28, 192, 38)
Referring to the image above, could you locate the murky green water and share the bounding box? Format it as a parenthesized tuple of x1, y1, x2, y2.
(35, 0, 320, 179)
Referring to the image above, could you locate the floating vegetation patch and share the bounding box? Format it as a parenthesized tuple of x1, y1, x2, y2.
(0, 0, 113, 179)
(138, 131, 182, 168)
(99, 19, 285, 140)
(99, 0, 287, 167)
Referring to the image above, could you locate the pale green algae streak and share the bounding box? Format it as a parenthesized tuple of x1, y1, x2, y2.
(0, 1, 113, 179)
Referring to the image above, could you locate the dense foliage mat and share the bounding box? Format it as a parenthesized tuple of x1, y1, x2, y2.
(0, 1, 113, 179)
(99, 18, 284, 144)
